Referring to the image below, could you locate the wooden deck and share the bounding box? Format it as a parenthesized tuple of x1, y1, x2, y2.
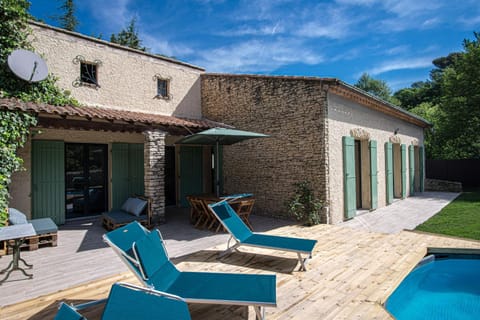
(1, 223, 478, 320)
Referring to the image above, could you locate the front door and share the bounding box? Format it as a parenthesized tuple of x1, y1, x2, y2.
(65, 143, 107, 219)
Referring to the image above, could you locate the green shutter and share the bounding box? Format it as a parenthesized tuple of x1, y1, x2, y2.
(419, 146, 425, 192)
(112, 143, 144, 210)
(128, 143, 145, 196)
(179, 146, 203, 207)
(32, 140, 65, 224)
(409, 145, 415, 195)
(369, 140, 378, 210)
(401, 144, 407, 199)
(385, 142, 393, 205)
(343, 136, 356, 219)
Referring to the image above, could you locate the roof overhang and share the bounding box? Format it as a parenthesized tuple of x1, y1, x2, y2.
(0, 98, 228, 135)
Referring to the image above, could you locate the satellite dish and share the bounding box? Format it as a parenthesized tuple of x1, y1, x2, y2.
(7, 49, 48, 82)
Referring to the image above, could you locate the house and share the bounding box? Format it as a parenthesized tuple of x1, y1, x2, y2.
(201, 74, 430, 224)
(5, 21, 223, 224)
(5, 22, 430, 225)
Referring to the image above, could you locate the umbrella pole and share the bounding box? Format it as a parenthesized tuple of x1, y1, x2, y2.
(216, 141, 220, 197)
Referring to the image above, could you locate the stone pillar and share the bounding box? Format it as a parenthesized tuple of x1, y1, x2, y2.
(144, 129, 166, 224)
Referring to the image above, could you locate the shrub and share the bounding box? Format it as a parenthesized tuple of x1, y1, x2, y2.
(285, 181, 325, 226)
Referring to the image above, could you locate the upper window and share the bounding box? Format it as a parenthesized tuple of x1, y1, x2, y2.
(157, 78, 170, 99)
(80, 62, 98, 86)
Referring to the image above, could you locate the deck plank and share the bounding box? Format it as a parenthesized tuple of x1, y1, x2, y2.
(1, 223, 478, 320)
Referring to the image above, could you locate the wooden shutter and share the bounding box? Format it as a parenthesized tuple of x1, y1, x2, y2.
(343, 136, 356, 219)
(401, 144, 407, 199)
(112, 143, 144, 210)
(419, 146, 425, 192)
(369, 140, 378, 210)
(385, 142, 393, 205)
(31, 140, 65, 224)
(409, 145, 415, 195)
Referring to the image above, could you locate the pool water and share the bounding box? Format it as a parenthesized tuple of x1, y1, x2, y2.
(386, 254, 480, 320)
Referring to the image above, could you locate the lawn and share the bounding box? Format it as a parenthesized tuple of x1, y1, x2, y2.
(416, 188, 480, 240)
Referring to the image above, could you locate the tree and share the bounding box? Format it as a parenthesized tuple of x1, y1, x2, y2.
(110, 18, 146, 51)
(355, 73, 393, 102)
(56, 0, 78, 31)
(435, 32, 480, 159)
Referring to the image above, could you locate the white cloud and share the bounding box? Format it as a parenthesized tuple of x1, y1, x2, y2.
(192, 39, 323, 73)
(217, 23, 284, 37)
(295, 7, 355, 39)
(85, 0, 133, 33)
(366, 57, 433, 76)
(141, 33, 194, 57)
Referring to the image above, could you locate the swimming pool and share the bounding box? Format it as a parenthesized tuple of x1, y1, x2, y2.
(386, 252, 480, 320)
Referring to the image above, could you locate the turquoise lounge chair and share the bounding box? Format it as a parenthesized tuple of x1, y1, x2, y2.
(208, 200, 317, 271)
(54, 282, 191, 320)
(103, 222, 277, 320)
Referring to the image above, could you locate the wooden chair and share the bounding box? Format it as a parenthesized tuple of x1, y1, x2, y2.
(189, 198, 212, 229)
(232, 198, 255, 230)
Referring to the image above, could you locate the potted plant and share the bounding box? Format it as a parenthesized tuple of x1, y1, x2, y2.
(285, 181, 326, 226)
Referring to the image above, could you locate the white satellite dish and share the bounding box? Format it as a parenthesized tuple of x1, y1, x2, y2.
(7, 49, 48, 82)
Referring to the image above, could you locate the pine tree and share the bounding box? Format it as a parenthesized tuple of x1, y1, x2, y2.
(110, 18, 146, 51)
(56, 0, 78, 31)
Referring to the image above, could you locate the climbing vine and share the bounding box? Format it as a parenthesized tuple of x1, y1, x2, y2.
(0, 0, 78, 224)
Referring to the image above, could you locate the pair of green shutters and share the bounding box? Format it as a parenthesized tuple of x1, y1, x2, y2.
(31, 141, 143, 224)
(343, 137, 377, 219)
(343, 137, 424, 219)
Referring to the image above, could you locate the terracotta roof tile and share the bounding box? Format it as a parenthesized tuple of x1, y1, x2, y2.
(0, 98, 227, 130)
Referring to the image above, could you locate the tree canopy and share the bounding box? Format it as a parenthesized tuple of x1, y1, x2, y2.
(55, 0, 78, 31)
(394, 32, 480, 160)
(110, 18, 146, 51)
(354, 73, 394, 102)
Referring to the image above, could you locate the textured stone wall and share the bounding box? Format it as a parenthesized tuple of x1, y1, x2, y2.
(425, 179, 462, 193)
(202, 74, 329, 219)
(29, 23, 203, 119)
(143, 130, 166, 223)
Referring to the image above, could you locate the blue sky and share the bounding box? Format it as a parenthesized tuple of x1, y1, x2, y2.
(29, 0, 480, 91)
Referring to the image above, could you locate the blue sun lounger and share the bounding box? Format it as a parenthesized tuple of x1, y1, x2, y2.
(54, 282, 191, 320)
(208, 200, 317, 271)
(103, 222, 277, 320)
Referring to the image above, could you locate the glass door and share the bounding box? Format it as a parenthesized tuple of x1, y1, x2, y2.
(65, 143, 107, 219)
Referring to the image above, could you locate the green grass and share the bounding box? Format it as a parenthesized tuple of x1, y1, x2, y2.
(415, 188, 480, 240)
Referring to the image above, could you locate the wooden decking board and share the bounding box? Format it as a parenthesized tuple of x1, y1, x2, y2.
(1, 223, 479, 320)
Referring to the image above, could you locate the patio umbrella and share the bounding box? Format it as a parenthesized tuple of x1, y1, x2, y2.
(176, 127, 269, 197)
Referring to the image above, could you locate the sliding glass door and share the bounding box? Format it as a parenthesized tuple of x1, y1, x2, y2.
(65, 143, 107, 219)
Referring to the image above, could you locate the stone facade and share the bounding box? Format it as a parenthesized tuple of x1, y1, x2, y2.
(144, 130, 167, 223)
(327, 92, 424, 223)
(202, 74, 330, 219)
(202, 74, 428, 224)
(29, 22, 203, 119)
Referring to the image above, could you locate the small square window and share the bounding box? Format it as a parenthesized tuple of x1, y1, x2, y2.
(80, 62, 98, 86)
(157, 79, 170, 98)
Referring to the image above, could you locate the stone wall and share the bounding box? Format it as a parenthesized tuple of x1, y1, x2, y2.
(425, 179, 462, 193)
(201, 74, 329, 219)
(144, 130, 167, 223)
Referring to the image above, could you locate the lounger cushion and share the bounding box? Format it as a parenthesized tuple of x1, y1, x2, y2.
(121, 198, 147, 216)
(103, 210, 148, 223)
(29, 218, 58, 235)
(8, 208, 28, 225)
(54, 303, 84, 320)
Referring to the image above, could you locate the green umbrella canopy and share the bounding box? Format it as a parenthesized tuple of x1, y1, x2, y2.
(176, 127, 269, 196)
(176, 128, 269, 145)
